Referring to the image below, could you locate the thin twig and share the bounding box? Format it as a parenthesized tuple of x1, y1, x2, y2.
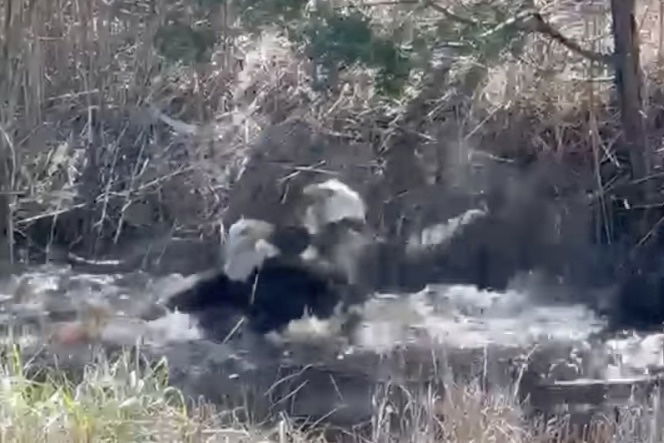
(0, 125, 17, 264)
(277, 160, 331, 184)
(271, 380, 309, 408)
(94, 124, 129, 233)
(221, 317, 246, 345)
(114, 133, 150, 244)
(425, 1, 478, 26)
(360, 0, 418, 6)
(14, 203, 88, 225)
(264, 364, 315, 397)
(635, 214, 664, 249)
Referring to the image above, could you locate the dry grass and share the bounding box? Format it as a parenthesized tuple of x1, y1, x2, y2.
(0, 344, 312, 442)
(0, 345, 201, 441)
(0, 343, 661, 442)
(4, 0, 664, 254)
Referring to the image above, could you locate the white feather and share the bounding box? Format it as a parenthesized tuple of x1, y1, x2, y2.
(224, 218, 278, 280)
(302, 179, 366, 234)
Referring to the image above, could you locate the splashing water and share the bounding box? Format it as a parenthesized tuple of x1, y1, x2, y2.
(1, 264, 662, 385)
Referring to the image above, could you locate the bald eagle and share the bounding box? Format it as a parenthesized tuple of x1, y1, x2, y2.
(298, 179, 372, 287)
(164, 218, 361, 340)
(297, 178, 417, 292)
(299, 178, 490, 294)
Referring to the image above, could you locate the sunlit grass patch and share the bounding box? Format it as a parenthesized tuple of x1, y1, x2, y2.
(0, 341, 660, 442)
(0, 344, 188, 441)
(0, 344, 327, 442)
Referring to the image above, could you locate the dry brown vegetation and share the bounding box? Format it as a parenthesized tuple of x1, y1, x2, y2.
(4, 0, 664, 441)
(0, 342, 663, 442)
(3, 0, 664, 259)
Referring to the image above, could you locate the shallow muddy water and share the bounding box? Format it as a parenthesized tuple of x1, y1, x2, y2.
(0, 264, 663, 426)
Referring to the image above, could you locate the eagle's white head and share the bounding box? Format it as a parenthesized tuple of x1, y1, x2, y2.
(301, 179, 367, 235)
(224, 218, 280, 281)
(300, 179, 369, 285)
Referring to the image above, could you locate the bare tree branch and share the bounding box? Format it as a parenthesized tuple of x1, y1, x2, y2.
(426, 2, 613, 65)
(524, 12, 613, 64)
